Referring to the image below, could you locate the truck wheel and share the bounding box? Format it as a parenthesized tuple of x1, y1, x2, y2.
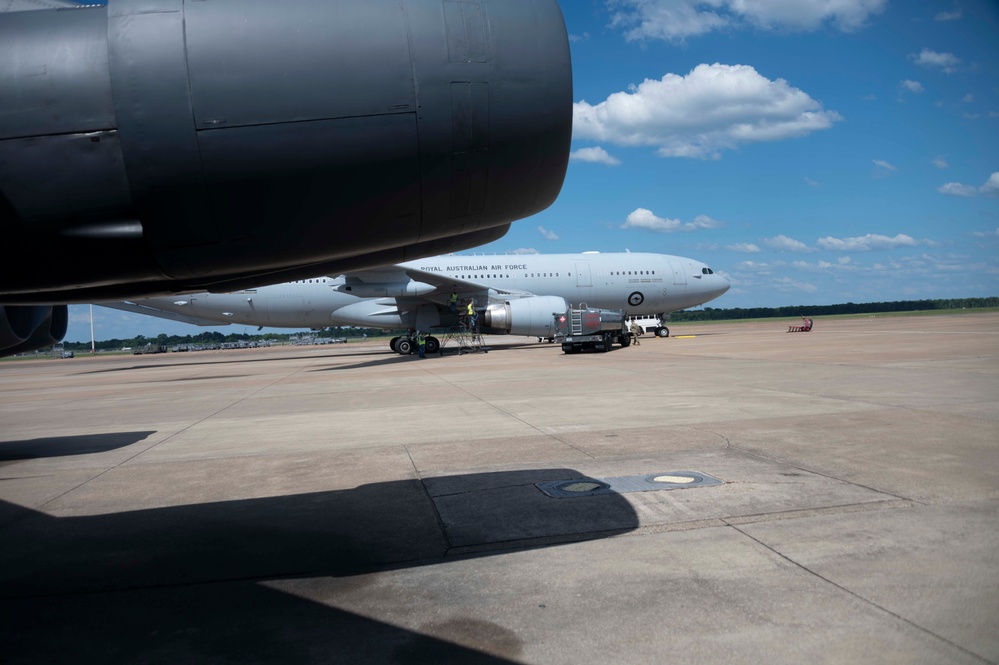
(601, 332, 613, 352)
(656, 327, 670, 338)
(619, 333, 631, 348)
(396, 338, 414, 355)
(562, 344, 579, 354)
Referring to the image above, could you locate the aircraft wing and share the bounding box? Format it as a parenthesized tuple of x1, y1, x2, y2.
(0, 0, 81, 12)
(99, 302, 231, 327)
(336, 265, 538, 304)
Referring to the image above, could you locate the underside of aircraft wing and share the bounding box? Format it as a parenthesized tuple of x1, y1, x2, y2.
(0, 0, 572, 308)
(100, 302, 231, 327)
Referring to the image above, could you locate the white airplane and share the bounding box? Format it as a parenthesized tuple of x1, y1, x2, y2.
(103, 252, 729, 354)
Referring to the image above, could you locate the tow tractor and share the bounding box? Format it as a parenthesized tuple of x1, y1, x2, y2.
(554, 305, 630, 354)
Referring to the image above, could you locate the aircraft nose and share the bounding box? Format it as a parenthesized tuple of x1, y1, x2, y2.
(713, 275, 731, 299)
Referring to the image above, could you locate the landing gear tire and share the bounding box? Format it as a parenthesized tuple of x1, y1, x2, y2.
(425, 336, 440, 354)
(389, 336, 401, 352)
(656, 327, 670, 338)
(396, 338, 414, 355)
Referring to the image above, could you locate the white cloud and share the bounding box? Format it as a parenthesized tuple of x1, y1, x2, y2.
(621, 208, 723, 233)
(736, 260, 785, 274)
(981, 172, 999, 197)
(971, 228, 999, 238)
(804, 177, 820, 187)
(568, 31, 591, 43)
(912, 48, 961, 74)
(793, 256, 856, 271)
(509, 248, 539, 255)
(569, 146, 622, 166)
(690, 214, 724, 229)
(962, 94, 975, 104)
(763, 234, 814, 252)
(573, 63, 842, 159)
(609, 0, 887, 41)
(935, 10, 962, 21)
(938, 182, 978, 197)
(937, 173, 999, 198)
(873, 159, 898, 172)
(932, 156, 948, 169)
(772, 276, 818, 293)
(537, 226, 559, 241)
(726, 242, 761, 253)
(816, 233, 918, 251)
(900, 79, 924, 93)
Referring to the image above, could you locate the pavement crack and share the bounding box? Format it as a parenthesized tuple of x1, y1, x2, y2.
(31, 362, 316, 516)
(402, 444, 453, 552)
(413, 368, 595, 459)
(726, 522, 994, 664)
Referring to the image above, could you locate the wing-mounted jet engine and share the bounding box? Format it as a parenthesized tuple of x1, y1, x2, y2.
(0, 0, 572, 313)
(0, 305, 68, 357)
(481, 296, 567, 338)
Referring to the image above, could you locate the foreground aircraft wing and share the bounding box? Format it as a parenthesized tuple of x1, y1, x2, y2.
(100, 302, 231, 327)
(0, 0, 572, 357)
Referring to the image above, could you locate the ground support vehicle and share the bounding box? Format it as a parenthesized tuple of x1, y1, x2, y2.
(554, 306, 630, 354)
(133, 344, 168, 355)
(787, 317, 813, 332)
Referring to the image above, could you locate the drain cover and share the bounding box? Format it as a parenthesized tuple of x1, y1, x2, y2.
(536, 471, 722, 498)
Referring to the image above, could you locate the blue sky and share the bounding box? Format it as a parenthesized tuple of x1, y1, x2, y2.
(67, 0, 999, 342)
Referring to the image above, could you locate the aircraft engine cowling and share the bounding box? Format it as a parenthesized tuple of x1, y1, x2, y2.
(0, 305, 68, 357)
(0, 0, 572, 303)
(334, 281, 434, 298)
(483, 296, 567, 338)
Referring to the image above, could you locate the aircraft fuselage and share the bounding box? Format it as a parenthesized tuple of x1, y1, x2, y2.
(111, 252, 730, 333)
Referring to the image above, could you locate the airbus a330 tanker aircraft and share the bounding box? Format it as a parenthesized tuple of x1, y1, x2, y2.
(104, 252, 730, 354)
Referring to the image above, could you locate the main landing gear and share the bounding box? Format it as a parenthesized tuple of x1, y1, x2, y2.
(390, 334, 440, 355)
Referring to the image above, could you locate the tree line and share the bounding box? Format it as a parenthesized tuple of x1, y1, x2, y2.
(62, 326, 403, 352)
(670, 297, 998, 322)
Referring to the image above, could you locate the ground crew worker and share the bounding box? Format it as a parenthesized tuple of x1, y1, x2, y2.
(629, 319, 643, 345)
(416, 331, 426, 358)
(449, 288, 458, 313)
(466, 299, 477, 331)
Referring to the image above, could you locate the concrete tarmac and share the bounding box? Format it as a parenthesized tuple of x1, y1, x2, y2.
(1, 313, 997, 664)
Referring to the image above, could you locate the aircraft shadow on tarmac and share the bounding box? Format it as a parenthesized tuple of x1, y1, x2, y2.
(0, 431, 154, 462)
(0, 469, 639, 663)
(75, 341, 560, 376)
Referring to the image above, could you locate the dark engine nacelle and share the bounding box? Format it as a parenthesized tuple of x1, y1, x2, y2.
(483, 296, 567, 338)
(0, 0, 572, 303)
(0, 305, 68, 356)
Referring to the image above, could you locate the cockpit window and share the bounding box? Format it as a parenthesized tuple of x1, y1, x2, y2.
(702, 267, 714, 275)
